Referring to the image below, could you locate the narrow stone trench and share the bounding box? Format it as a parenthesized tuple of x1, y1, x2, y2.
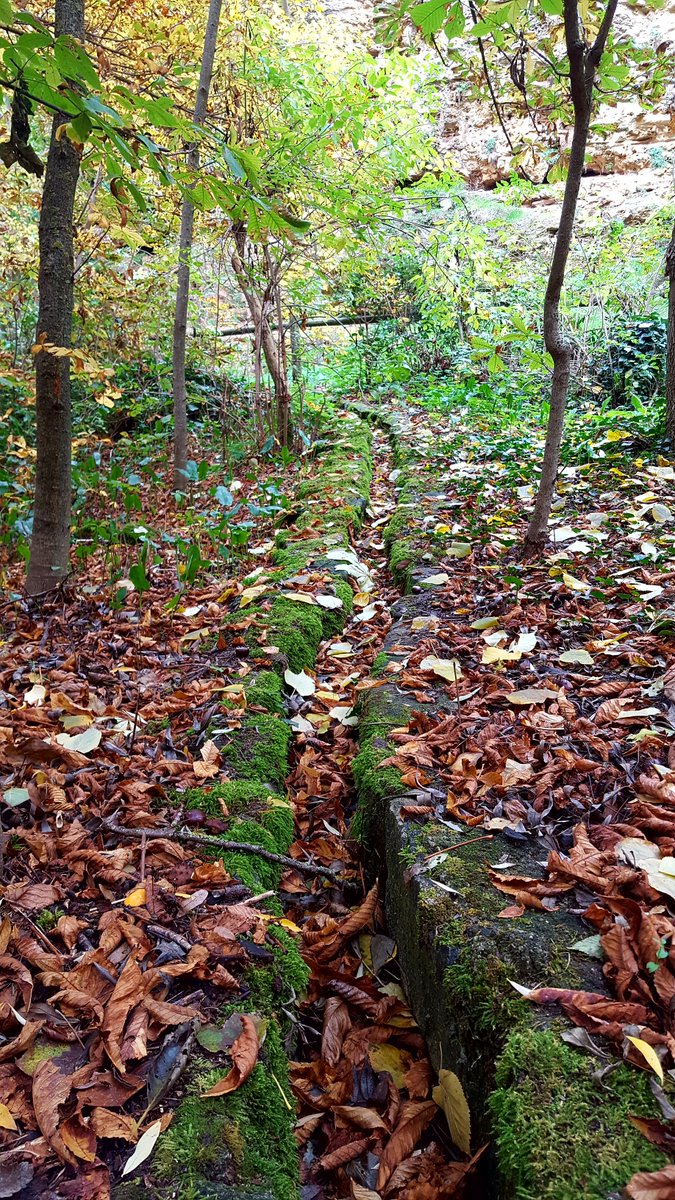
(280, 426, 487, 1199)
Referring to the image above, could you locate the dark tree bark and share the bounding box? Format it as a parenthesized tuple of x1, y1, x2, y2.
(172, 0, 223, 491)
(26, 0, 85, 596)
(524, 0, 619, 552)
(666, 221, 675, 448)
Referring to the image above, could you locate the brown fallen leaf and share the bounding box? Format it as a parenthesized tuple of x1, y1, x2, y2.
(376, 1100, 436, 1189)
(90, 1107, 138, 1142)
(625, 1162, 675, 1199)
(404, 1057, 434, 1100)
(60, 1112, 97, 1163)
(101, 954, 145, 1072)
(333, 1105, 389, 1132)
(337, 884, 379, 943)
(321, 997, 351, 1068)
(32, 1059, 77, 1166)
(629, 1115, 675, 1155)
(2, 881, 65, 910)
(201, 1014, 259, 1097)
(320, 1136, 371, 1171)
(0, 1020, 43, 1065)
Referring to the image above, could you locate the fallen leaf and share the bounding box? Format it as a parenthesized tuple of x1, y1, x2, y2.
(122, 1117, 163, 1176)
(559, 649, 594, 665)
(284, 668, 316, 697)
(419, 655, 462, 683)
(376, 1100, 436, 1189)
(201, 1014, 259, 1097)
(625, 1163, 675, 1199)
(0, 1105, 17, 1131)
(626, 1036, 664, 1083)
(54, 727, 102, 754)
(432, 1069, 471, 1154)
(506, 687, 558, 706)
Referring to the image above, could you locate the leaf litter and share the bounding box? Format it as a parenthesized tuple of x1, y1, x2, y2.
(365, 401, 675, 1194)
(0, 427, 480, 1199)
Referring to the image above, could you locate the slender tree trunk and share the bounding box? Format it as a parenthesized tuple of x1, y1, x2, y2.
(524, 0, 619, 551)
(666, 221, 675, 447)
(172, 0, 223, 491)
(231, 229, 293, 448)
(26, 0, 85, 596)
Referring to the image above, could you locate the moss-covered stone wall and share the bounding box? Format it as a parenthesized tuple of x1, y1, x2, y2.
(133, 413, 373, 1200)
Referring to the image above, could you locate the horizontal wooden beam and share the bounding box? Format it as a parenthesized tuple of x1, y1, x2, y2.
(217, 314, 385, 337)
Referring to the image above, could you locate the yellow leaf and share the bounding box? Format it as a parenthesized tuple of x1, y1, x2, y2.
(626, 1035, 664, 1082)
(562, 572, 590, 593)
(482, 645, 520, 664)
(240, 584, 267, 608)
(367, 1042, 411, 1088)
(432, 1069, 471, 1154)
(419, 655, 462, 683)
(123, 886, 147, 908)
(0, 1103, 17, 1131)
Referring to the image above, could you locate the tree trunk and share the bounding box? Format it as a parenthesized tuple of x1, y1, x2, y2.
(524, 0, 619, 551)
(666, 221, 675, 447)
(172, 0, 223, 491)
(26, 0, 85, 596)
(231, 229, 293, 448)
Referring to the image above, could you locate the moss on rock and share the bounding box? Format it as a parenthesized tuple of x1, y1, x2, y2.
(221, 713, 291, 791)
(491, 1029, 667, 1200)
(155, 1022, 298, 1200)
(246, 670, 284, 713)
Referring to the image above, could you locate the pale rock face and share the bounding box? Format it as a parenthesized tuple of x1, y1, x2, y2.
(327, 0, 674, 200)
(321, 0, 374, 29)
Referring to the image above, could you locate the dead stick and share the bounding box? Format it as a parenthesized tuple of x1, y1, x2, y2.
(423, 834, 494, 863)
(104, 819, 339, 883)
(139, 831, 147, 885)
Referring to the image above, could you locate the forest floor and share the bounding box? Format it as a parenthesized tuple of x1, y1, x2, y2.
(2, 396, 675, 1200)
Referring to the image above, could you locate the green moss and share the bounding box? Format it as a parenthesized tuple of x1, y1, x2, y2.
(155, 1022, 298, 1200)
(371, 652, 389, 677)
(352, 732, 403, 849)
(271, 538, 325, 574)
(220, 819, 289, 893)
(222, 713, 291, 790)
(266, 598, 324, 672)
(491, 1029, 668, 1200)
(244, 926, 310, 1009)
(246, 670, 284, 713)
(178, 780, 276, 819)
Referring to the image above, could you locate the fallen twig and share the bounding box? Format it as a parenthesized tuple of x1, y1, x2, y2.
(104, 818, 340, 883)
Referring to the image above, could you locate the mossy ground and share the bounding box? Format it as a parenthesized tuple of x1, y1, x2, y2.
(155, 1021, 299, 1200)
(491, 1029, 667, 1200)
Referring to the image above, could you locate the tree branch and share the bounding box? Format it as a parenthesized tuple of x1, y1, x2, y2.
(104, 818, 340, 883)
